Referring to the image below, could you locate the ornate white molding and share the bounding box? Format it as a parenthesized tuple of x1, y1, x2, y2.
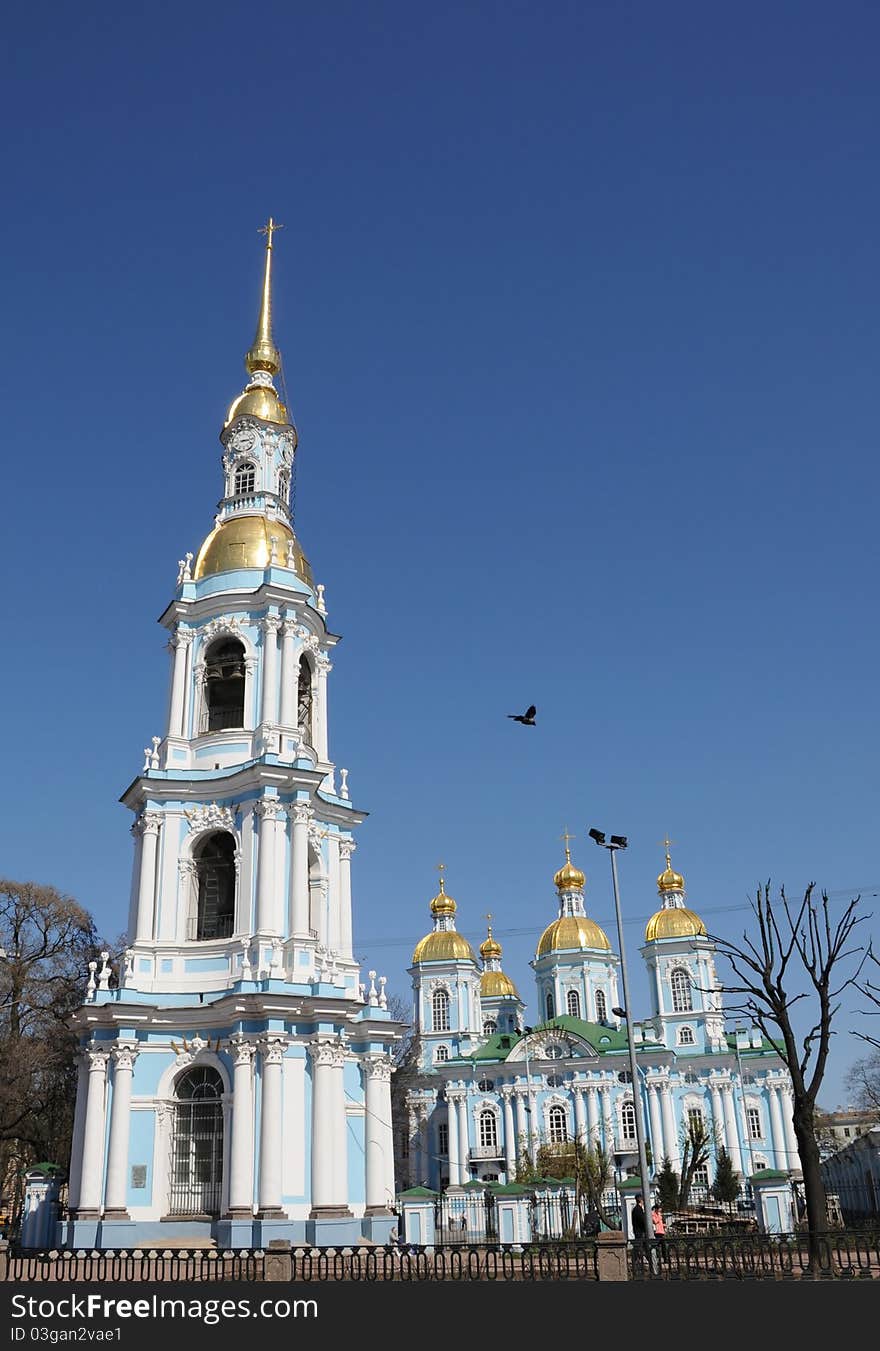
(288, 802, 314, 827)
(363, 1055, 394, 1084)
(174, 626, 194, 649)
(338, 839, 356, 861)
(260, 1037, 287, 1065)
(112, 1044, 139, 1073)
(315, 653, 333, 676)
(311, 1037, 348, 1070)
(200, 616, 242, 644)
(261, 614, 282, 636)
(134, 811, 163, 837)
(184, 803, 235, 834)
(85, 1045, 110, 1073)
(229, 1036, 256, 1068)
(255, 797, 282, 822)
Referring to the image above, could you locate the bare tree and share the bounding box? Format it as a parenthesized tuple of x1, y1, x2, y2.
(844, 1053, 880, 1115)
(709, 881, 868, 1256)
(0, 879, 101, 1216)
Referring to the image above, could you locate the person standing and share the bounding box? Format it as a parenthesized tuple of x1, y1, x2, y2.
(631, 1197, 646, 1250)
(651, 1201, 667, 1261)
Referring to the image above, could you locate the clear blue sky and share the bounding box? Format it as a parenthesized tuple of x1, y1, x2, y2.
(2, 2, 878, 1108)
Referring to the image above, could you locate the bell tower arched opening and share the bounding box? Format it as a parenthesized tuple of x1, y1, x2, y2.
(204, 637, 246, 731)
(194, 832, 236, 940)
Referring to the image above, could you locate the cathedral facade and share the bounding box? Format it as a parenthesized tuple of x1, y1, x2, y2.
(398, 850, 799, 1199)
(62, 226, 401, 1249)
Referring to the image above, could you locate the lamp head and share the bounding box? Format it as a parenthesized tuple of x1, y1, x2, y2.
(612, 1006, 626, 1018)
(610, 834, 628, 848)
(588, 828, 606, 846)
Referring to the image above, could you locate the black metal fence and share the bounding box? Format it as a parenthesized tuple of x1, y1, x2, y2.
(628, 1229, 880, 1281)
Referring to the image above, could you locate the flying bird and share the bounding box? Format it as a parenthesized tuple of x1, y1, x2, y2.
(508, 704, 537, 726)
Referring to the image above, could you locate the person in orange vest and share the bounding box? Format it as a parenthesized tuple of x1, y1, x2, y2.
(651, 1201, 667, 1261)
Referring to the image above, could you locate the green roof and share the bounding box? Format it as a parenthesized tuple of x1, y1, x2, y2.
(530, 1015, 630, 1053)
(486, 1182, 530, 1195)
(749, 1169, 790, 1182)
(619, 1176, 644, 1191)
(397, 1186, 438, 1198)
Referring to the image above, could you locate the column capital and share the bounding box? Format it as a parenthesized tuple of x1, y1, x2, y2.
(310, 1037, 347, 1070)
(363, 1054, 394, 1083)
(111, 1043, 139, 1072)
(174, 627, 194, 649)
(85, 1045, 110, 1073)
(315, 653, 333, 676)
(229, 1036, 256, 1067)
(288, 801, 314, 827)
(282, 616, 299, 638)
(254, 797, 282, 822)
(259, 1036, 288, 1065)
(261, 614, 282, 636)
(338, 838, 356, 861)
(135, 811, 163, 837)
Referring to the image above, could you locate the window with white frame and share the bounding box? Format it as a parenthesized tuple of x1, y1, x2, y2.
(432, 989, 451, 1032)
(671, 968, 693, 1013)
(747, 1107, 762, 1139)
(595, 990, 607, 1022)
(687, 1107, 704, 1134)
(435, 1045, 449, 1063)
(438, 1122, 449, 1156)
(678, 1026, 695, 1045)
(546, 991, 555, 1019)
(234, 461, 256, 495)
(567, 989, 581, 1018)
(621, 1100, 637, 1140)
(754, 1156, 767, 1171)
(479, 1110, 498, 1150)
(548, 1105, 568, 1143)
(483, 1020, 497, 1036)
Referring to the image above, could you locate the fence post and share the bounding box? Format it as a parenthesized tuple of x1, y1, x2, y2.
(0, 1240, 8, 1282)
(596, 1230, 629, 1281)
(265, 1239, 292, 1282)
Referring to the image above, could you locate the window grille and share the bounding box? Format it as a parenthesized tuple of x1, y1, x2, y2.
(168, 1068, 224, 1217)
(432, 990, 450, 1032)
(595, 990, 607, 1022)
(566, 990, 581, 1018)
(234, 462, 256, 495)
(671, 968, 693, 1012)
(548, 1105, 568, 1143)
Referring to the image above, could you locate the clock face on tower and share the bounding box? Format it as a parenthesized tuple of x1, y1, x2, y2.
(231, 427, 256, 454)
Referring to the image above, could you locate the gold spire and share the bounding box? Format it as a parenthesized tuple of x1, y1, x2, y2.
(553, 829, 585, 892)
(480, 913, 502, 960)
(245, 217, 283, 376)
(657, 835, 685, 894)
(430, 862, 456, 916)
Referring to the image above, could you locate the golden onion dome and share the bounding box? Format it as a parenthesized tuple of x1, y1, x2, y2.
(644, 907, 707, 942)
(411, 930, 477, 965)
(479, 925, 503, 960)
(480, 969, 519, 999)
(657, 844, 685, 895)
(194, 515, 313, 584)
(430, 877, 457, 918)
(536, 915, 611, 958)
(554, 846, 586, 893)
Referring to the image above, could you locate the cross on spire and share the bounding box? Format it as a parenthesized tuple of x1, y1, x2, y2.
(259, 216, 284, 248)
(437, 861, 446, 893)
(560, 827, 574, 860)
(661, 834, 676, 868)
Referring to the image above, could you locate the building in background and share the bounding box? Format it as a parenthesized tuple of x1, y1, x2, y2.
(397, 847, 798, 1199)
(63, 227, 401, 1249)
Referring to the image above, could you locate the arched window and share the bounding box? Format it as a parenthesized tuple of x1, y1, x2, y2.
(432, 989, 451, 1032)
(548, 1105, 568, 1143)
(278, 469, 290, 502)
(435, 1045, 449, 1063)
(679, 1026, 695, 1046)
(621, 1100, 637, 1141)
(193, 832, 236, 940)
(204, 638, 246, 731)
(545, 991, 555, 1020)
(479, 1110, 498, 1150)
(234, 462, 256, 495)
(478, 1078, 494, 1092)
(595, 989, 607, 1023)
(671, 967, 693, 1013)
(169, 1066, 224, 1216)
(566, 990, 581, 1018)
(298, 656, 313, 743)
(483, 1020, 497, 1037)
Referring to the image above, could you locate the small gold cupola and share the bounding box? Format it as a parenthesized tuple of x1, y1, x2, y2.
(536, 833, 610, 957)
(645, 838, 707, 942)
(479, 915, 519, 998)
(412, 865, 477, 964)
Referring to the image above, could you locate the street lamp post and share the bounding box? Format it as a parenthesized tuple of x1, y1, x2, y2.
(589, 829, 654, 1243)
(733, 1026, 757, 1188)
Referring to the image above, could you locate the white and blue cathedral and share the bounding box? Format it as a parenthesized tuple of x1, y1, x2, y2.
(397, 850, 801, 1198)
(63, 223, 401, 1249)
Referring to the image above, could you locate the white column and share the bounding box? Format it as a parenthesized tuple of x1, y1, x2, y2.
(447, 1092, 461, 1186)
(288, 803, 312, 935)
(573, 1086, 587, 1142)
(601, 1085, 614, 1153)
(515, 1093, 528, 1164)
(310, 1039, 350, 1212)
(227, 1039, 255, 1215)
(315, 654, 332, 762)
(167, 629, 192, 738)
(255, 799, 281, 934)
(260, 616, 281, 726)
(710, 1082, 725, 1150)
(661, 1083, 679, 1169)
(408, 1108, 423, 1186)
(458, 1095, 470, 1176)
(586, 1086, 600, 1144)
(647, 1082, 664, 1166)
(721, 1084, 744, 1175)
(76, 1047, 109, 1215)
(502, 1090, 516, 1178)
(258, 1038, 285, 1215)
(279, 619, 299, 727)
(782, 1085, 800, 1172)
(66, 1055, 90, 1212)
(768, 1083, 786, 1169)
(104, 1045, 138, 1215)
(364, 1057, 393, 1211)
(134, 813, 162, 944)
(338, 839, 355, 958)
